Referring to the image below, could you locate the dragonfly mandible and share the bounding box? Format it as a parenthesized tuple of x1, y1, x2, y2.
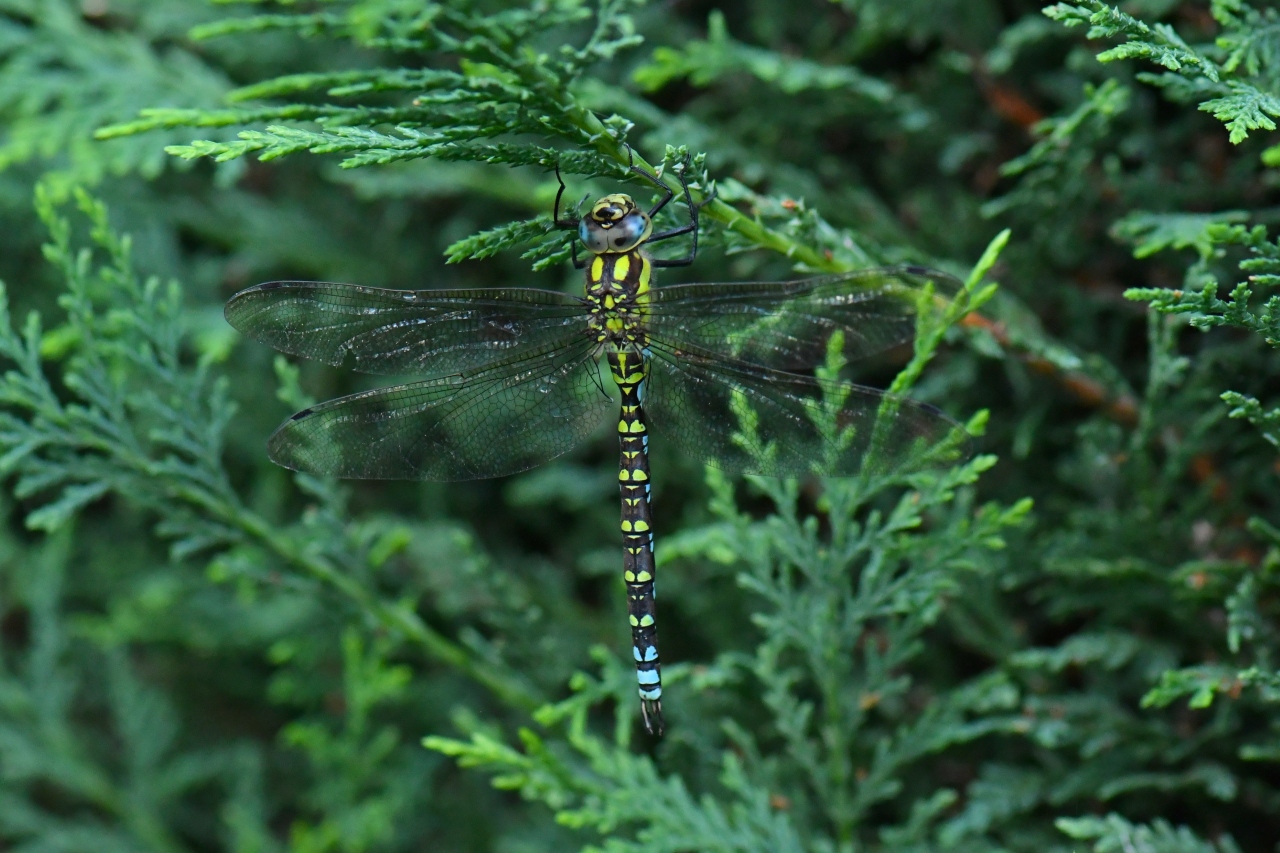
(224, 154, 965, 735)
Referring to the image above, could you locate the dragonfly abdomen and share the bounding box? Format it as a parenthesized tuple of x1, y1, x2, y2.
(608, 348, 662, 735)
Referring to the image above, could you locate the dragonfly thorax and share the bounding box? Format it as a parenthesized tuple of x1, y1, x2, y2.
(579, 193, 653, 254)
(585, 249, 653, 349)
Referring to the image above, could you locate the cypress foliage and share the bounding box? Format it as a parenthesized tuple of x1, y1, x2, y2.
(1, 1, 1279, 850)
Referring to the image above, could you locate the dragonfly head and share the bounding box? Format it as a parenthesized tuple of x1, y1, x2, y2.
(579, 193, 652, 254)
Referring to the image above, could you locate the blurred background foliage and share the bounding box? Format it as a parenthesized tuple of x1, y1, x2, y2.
(1, 0, 1280, 850)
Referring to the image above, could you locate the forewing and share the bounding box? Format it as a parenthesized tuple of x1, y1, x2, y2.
(226, 281, 585, 376)
(644, 341, 964, 478)
(647, 265, 959, 371)
(268, 339, 610, 481)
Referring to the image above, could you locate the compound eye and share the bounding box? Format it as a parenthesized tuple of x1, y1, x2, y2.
(610, 212, 650, 251)
(579, 218, 609, 253)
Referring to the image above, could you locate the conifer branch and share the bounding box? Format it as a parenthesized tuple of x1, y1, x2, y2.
(7, 0, 1280, 847)
(0, 187, 541, 713)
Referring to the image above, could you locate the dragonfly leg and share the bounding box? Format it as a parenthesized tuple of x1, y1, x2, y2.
(553, 163, 579, 230)
(623, 145, 680, 222)
(649, 155, 714, 268)
(553, 163, 588, 268)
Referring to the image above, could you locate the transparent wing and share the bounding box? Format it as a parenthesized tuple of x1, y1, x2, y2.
(267, 338, 610, 481)
(644, 340, 964, 478)
(226, 281, 585, 376)
(647, 265, 959, 371)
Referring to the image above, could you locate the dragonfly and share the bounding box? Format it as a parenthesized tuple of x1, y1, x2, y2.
(224, 155, 965, 735)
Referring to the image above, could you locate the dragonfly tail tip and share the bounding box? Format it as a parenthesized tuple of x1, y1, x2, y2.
(641, 699, 664, 736)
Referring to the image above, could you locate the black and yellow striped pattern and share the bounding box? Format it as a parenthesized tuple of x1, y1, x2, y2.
(611, 348, 660, 732)
(583, 234, 664, 733)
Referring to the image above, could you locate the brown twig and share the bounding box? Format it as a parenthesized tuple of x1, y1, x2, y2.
(960, 312, 1140, 426)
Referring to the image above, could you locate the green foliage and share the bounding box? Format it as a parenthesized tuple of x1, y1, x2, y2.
(1047, 0, 1280, 146)
(3, 0, 1280, 851)
(1046, 2, 1220, 79)
(632, 11, 898, 105)
(1117, 208, 1280, 731)
(0, 0, 234, 189)
(103, 0, 648, 175)
(0, 529, 259, 853)
(1057, 813, 1242, 853)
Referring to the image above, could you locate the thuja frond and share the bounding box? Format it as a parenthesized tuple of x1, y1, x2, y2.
(0, 530, 267, 853)
(1109, 174, 1280, 724)
(632, 11, 900, 106)
(1057, 813, 1241, 853)
(1045, 1, 1219, 80)
(427, 721, 811, 853)
(101, 0, 646, 174)
(281, 629, 417, 851)
(0, 1, 235, 189)
(1201, 81, 1280, 145)
(1110, 211, 1250, 262)
(1125, 222, 1280, 342)
(1046, 0, 1280, 147)
(0, 187, 539, 711)
(982, 79, 1131, 219)
(1222, 391, 1280, 449)
(426, 440, 1033, 847)
(95, 0, 899, 278)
